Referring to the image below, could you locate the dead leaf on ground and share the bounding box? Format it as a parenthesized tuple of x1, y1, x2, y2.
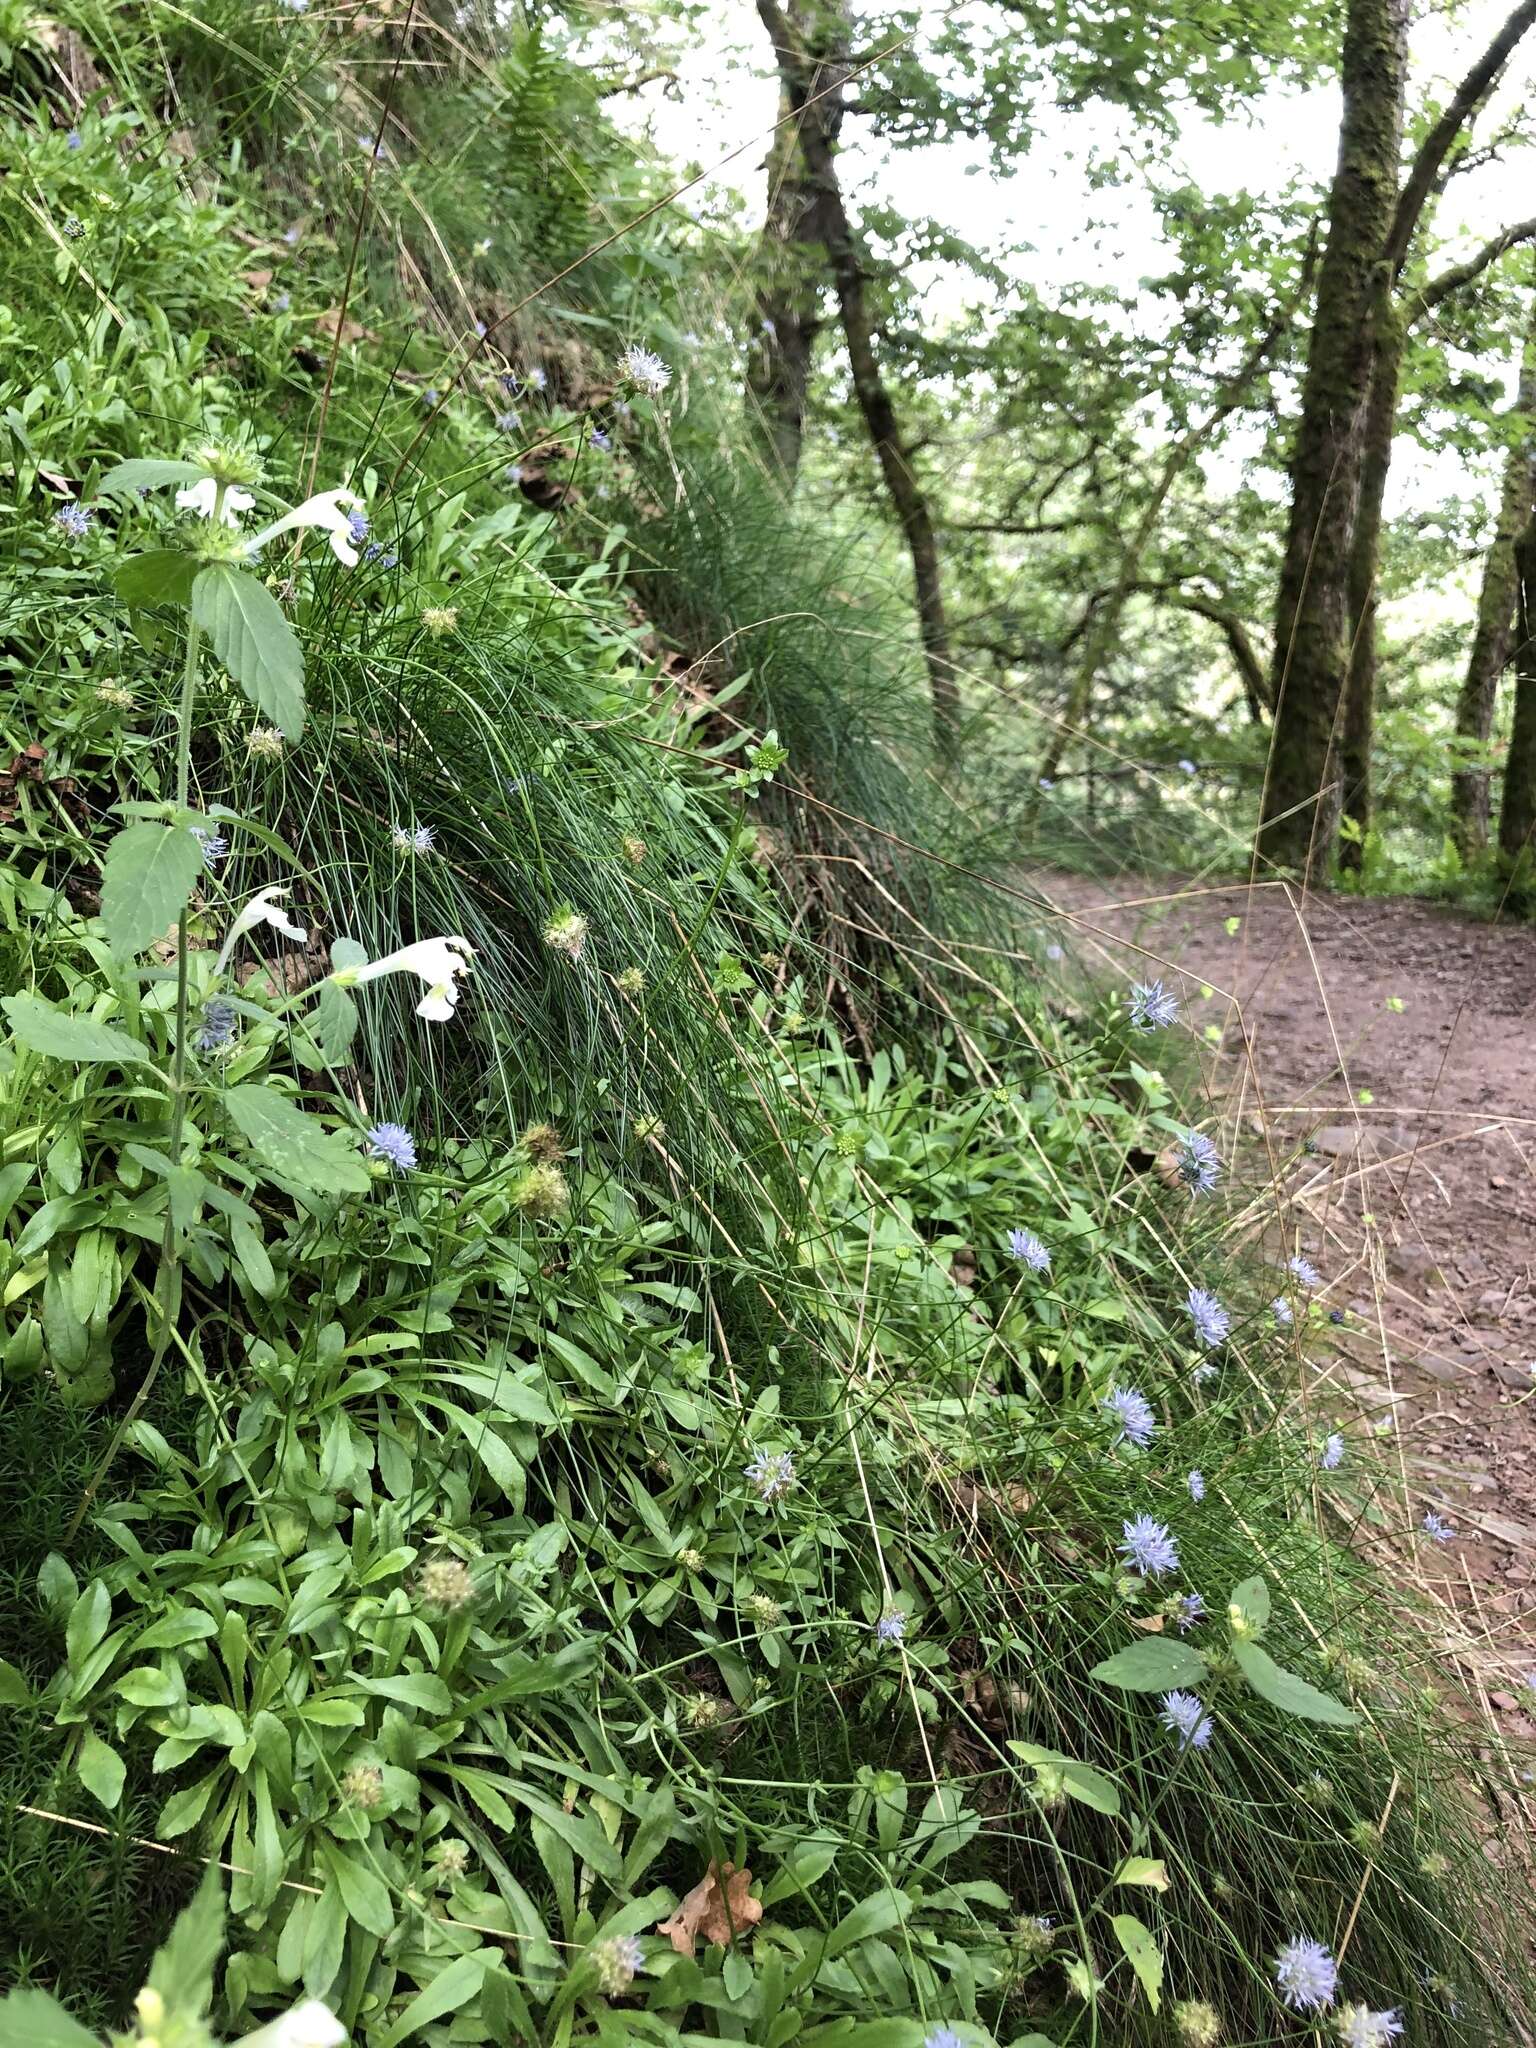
(655, 1860, 762, 1956)
(241, 269, 274, 292)
(314, 306, 371, 347)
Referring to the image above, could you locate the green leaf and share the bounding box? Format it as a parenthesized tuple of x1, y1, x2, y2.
(76, 1728, 125, 1810)
(1089, 1637, 1207, 1692)
(1111, 1911, 1163, 2012)
(101, 822, 205, 956)
(157, 1770, 223, 1838)
(3, 993, 150, 1068)
(147, 1864, 225, 2013)
(1231, 1639, 1358, 1726)
(1007, 1740, 1120, 1816)
(0, 1659, 32, 1706)
(99, 458, 204, 496)
(1113, 1857, 1171, 1891)
(224, 1086, 371, 1194)
(1228, 1575, 1270, 1636)
(65, 1580, 111, 1668)
(191, 564, 305, 738)
(115, 550, 198, 609)
(321, 1842, 396, 1938)
(375, 1951, 498, 2048)
(0, 1988, 102, 2047)
(352, 1672, 453, 1715)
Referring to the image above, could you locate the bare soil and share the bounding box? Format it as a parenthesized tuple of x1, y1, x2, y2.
(1032, 869, 1536, 1710)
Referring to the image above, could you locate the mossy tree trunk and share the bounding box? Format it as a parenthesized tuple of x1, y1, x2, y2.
(1498, 513, 1536, 870)
(1259, 0, 1410, 878)
(755, 0, 960, 747)
(1453, 301, 1536, 855)
(1337, 302, 1403, 871)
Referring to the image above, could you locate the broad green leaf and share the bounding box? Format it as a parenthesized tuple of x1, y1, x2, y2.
(823, 1887, 913, 1958)
(1231, 1639, 1358, 1726)
(1111, 1911, 1163, 2011)
(0, 1658, 31, 1705)
(0, 1989, 102, 2047)
(1228, 1574, 1270, 1637)
(1113, 1856, 1171, 1891)
(321, 1842, 396, 1938)
(191, 564, 305, 737)
(351, 1672, 452, 1714)
(115, 549, 198, 609)
(375, 1951, 499, 2048)
(99, 458, 204, 496)
(1007, 1740, 1120, 1816)
(65, 1580, 111, 1668)
(101, 821, 205, 956)
(1089, 1637, 1207, 1692)
(3, 993, 150, 1068)
(76, 1728, 126, 1810)
(147, 1865, 225, 2013)
(158, 1769, 223, 1838)
(224, 1085, 371, 1194)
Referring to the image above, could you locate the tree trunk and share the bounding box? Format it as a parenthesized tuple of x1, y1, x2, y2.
(1337, 305, 1404, 871)
(1452, 304, 1536, 855)
(755, 0, 960, 746)
(746, 0, 845, 483)
(1497, 513, 1536, 870)
(1258, 0, 1410, 877)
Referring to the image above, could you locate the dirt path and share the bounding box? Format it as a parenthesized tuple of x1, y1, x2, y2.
(1033, 868, 1536, 1701)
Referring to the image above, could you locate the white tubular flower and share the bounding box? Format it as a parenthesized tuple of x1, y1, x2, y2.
(346, 935, 475, 1021)
(237, 1996, 348, 2048)
(214, 885, 310, 976)
(176, 477, 256, 526)
(246, 488, 365, 566)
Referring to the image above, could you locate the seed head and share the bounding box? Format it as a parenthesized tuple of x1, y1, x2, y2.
(417, 1556, 475, 1609)
(246, 724, 285, 757)
(747, 1592, 782, 1627)
(420, 605, 458, 636)
(511, 1163, 569, 1218)
(616, 965, 645, 996)
(590, 1932, 644, 1997)
(342, 1764, 384, 1810)
(1173, 2001, 1223, 2048)
(683, 1692, 724, 1729)
(543, 908, 590, 961)
(94, 680, 134, 708)
(522, 1121, 565, 1164)
(621, 833, 647, 865)
(678, 1547, 706, 1573)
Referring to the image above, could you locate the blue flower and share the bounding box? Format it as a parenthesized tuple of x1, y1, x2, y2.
(1128, 978, 1180, 1030)
(1329, 1306, 1346, 1325)
(422, 387, 440, 408)
(1185, 1287, 1229, 1348)
(923, 2031, 964, 2048)
(391, 823, 435, 855)
(1159, 1689, 1212, 1749)
(1273, 1936, 1338, 2013)
(496, 410, 521, 433)
(55, 502, 92, 539)
(746, 1450, 795, 1502)
(1103, 1383, 1155, 1449)
(1288, 1253, 1321, 1289)
(617, 344, 670, 395)
(272, 292, 291, 312)
(192, 828, 228, 871)
(474, 320, 487, 338)
(1119, 1513, 1178, 1577)
(590, 427, 613, 453)
(1045, 942, 1063, 962)
(1319, 1432, 1345, 1471)
(1178, 757, 1197, 775)
(1008, 1227, 1050, 1273)
(1338, 2006, 1404, 2048)
(1421, 1511, 1454, 1544)
(1038, 775, 1054, 791)
(874, 1609, 906, 1644)
(196, 998, 238, 1052)
(364, 542, 399, 568)
(1176, 1591, 1206, 1632)
(366, 1121, 417, 1171)
(525, 366, 548, 392)
(1186, 1468, 1205, 1502)
(506, 462, 525, 486)
(346, 507, 370, 546)
(1272, 1296, 1293, 1327)
(1174, 1129, 1221, 1197)
(66, 128, 82, 150)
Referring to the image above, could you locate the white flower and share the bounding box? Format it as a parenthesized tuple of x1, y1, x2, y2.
(346, 934, 476, 1022)
(214, 885, 310, 975)
(246, 488, 366, 566)
(237, 1997, 348, 2048)
(176, 477, 256, 526)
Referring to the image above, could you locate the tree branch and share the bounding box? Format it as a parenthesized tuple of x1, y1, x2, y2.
(1385, 0, 1536, 273)
(1415, 215, 1536, 311)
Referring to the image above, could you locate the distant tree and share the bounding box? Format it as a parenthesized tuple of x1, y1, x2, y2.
(1498, 510, 1536, 873)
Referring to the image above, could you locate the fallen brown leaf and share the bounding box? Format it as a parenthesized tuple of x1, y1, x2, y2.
(655, 1860, 762, 1956)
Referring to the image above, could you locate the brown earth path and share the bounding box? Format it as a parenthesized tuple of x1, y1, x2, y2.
(1030, 868, 1536, 1708)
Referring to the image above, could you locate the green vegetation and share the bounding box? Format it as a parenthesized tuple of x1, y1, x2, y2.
(1, 5, 1532, 2047)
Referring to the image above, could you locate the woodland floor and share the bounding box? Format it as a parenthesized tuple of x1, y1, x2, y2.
(1032, 867, 1536, 1729)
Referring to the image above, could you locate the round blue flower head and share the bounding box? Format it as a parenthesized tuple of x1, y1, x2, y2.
(1288, 1253, 1321, 1289)
(1045, 942, 1063, 961)
(1319, 1432, 1345, 1471)
(874, 1609, 906, 1645)
(1273, 1935, 1337, 2012)
(1272, 1295, 1294, 1327)
(590, 1931, 644, 1996)
(590, 427, 613, 453)
(496, 409, 520, 433)
(1338, 2004, 1404, 2047)
(1176, 1591, 1206, 1632)
(192, 828, 228, 871)
(1008, 1227, 1051, 1273)
(366, 1122, 417, 1171)
(745, 1450, 795, 1502)
(1186, 1468, 1206, 1502)
(1186, 1287, 1230, 1348)
(1129, 978, 1180, 1030)
(1119, 1513, 1178, 1577)
(55, 502, 92, 538)
(346, 507, 370, 546)
(1421, 1511, 1454, 1544)
(618, 343, 671, 395)
(923, 2030, 965, 2048)
(66, 128, 82, 149)
(1178, 757, 1197, 775)
(196, 998, 238, 1052)
(1104, 1383, 1155, 1449)
(1175, 1129, 1221, 1197)
(1159, 1689, 1212, 1749)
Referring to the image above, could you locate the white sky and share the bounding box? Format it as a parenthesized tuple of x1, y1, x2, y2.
(613, 2, 1536, 518)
